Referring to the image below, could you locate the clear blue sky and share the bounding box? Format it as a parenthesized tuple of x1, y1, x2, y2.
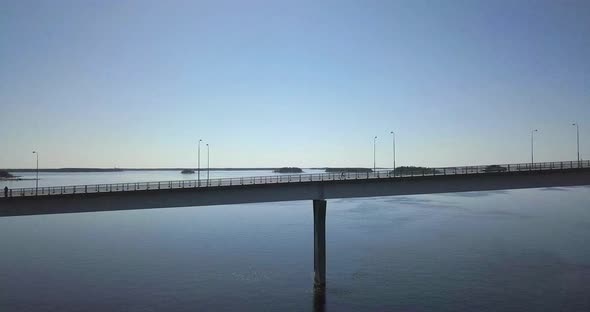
(1, 0, 589, 168)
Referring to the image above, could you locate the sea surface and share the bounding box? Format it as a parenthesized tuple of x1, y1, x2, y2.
(1, 170, 589, 311)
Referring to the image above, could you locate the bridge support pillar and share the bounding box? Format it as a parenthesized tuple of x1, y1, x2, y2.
(313, 199, 326, 290)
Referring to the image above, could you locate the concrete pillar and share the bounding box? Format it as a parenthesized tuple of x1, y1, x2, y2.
(313, 285, 326, 312)
(313, 199, 327, 289)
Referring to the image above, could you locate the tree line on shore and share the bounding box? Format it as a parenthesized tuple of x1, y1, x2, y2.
(0, 170, 14, 178)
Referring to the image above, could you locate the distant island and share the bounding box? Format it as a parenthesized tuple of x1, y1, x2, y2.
(181, 169, 195, 174)
(0, 170, 32, 181)
(392, 166, 439, 175)
(325, 168, 373, 173)
(273, 167, 303, 173)
(0, 170, 14, 179)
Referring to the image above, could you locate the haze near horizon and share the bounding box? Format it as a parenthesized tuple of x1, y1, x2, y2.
(1, 0, 589, 168)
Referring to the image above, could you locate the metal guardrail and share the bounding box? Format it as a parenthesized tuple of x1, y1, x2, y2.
(2, 160, 589, 198)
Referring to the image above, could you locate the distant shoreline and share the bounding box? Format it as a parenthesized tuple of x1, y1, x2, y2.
(2, 167, 377, 173)
(3, 168, 287, 173)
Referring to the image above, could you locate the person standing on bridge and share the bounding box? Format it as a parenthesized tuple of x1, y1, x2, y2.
(4, 186, 8, 198)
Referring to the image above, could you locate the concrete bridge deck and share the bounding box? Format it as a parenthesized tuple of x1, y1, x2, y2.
(1, 160, 589, 217)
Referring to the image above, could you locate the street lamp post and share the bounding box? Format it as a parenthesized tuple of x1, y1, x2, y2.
(373, 136, 377, 172)
(390, 131, 396, 174)
(32, 151, 39, 195)
(531, 129, 538, 167)
(572, 123, 580, 166)
(206, 143, 210, 184)
(198, 139, 202, 186)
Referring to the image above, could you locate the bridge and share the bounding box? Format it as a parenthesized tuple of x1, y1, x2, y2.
(2, 160, 590, 289)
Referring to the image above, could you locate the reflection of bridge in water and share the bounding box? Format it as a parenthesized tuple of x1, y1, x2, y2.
(2, 160, 590, 291)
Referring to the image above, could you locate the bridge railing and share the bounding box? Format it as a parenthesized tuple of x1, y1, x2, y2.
(2, 160, 589, 198)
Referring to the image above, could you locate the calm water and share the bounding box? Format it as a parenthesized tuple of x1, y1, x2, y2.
(1, 171, 589, 311)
